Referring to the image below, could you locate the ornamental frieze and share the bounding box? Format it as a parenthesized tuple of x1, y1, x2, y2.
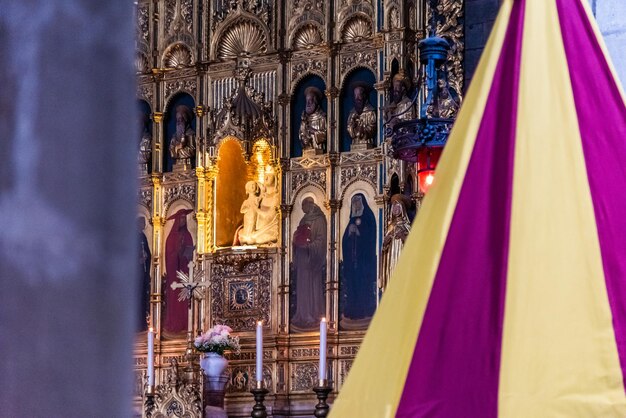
(292, 169, 326, 192)
(291, 59, 327, 82)
(340, 164, 377, 188)
(137, 84, 154, 103)
(339, 149, 382, 165)
(340, 51, 377, 77)
(136, 3, 150, 45)
(290, 154, 329, 170)
(139, 188, 153, 210)
(210, 256, 272, 331)
(164, 78, 197, 100)
(163, 183, 195, 208)
(339, 359, 353, 386)
(339, 346, 359, 356)
(291, 347, 320, 358)
(290, 363, 319, 392)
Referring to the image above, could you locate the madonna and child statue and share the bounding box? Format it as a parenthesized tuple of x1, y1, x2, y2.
(234, 172, 279, 246)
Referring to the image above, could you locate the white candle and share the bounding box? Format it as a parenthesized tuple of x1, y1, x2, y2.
(147, 327, 155, 387)
(319, 318, 327, 381)
(256, 321, 263, 384)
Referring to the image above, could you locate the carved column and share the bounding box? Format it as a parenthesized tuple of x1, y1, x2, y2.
(195, 166, 207, 254)
(153, 111, 165, 173)
(205, 161, 219, 253)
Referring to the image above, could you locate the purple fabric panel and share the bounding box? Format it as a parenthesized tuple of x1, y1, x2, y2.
(395, 2, 525, 416)
(556, 0, 626, 389)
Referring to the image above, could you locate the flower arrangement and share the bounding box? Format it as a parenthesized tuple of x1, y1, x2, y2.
(194, 324, 241, 356)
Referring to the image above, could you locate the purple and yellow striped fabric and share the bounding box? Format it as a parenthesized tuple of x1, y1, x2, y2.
(330, 0, 626, 416)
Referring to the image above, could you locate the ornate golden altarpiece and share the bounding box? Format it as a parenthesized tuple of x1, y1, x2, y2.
(133, 0, 464, 416)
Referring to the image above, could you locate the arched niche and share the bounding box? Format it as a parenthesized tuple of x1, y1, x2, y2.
(161, 200, 196, 338)
(339, 68, 377, 152)
(215, 138, 248, 248)
(338, 181, 378, 331)
(291, 75, 327, 158)
(389, 173, 401, 196)
(164, 93, 196, 173)
(137, 99, 152, 174)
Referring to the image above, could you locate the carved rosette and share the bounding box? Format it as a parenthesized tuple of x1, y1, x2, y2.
(210, 254, 272, 331)
(340, 164, 377, 189)
(290, 363, 319, 392)
(164, 78, 197, 102)
(163, 183, 196, 210)
(291, 169, 327, 194)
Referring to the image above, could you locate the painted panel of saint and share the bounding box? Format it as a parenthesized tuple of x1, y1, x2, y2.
(162, 208, 195, 336)
(138, 216, 151, 331)
(340, 193, 377, 330)
(290, 197, 327, 332)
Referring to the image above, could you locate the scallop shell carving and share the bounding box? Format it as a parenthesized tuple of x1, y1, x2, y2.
(342, 16, 372, 43)
(293, 24, 323, 50)
(217, 20, 267, 60)
(163, 43, 193, 68)
(135, 52, 150, 74)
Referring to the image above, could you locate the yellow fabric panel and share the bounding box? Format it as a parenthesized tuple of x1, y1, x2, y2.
(498, 0, 626, 416)
(328, 2, 515, 416)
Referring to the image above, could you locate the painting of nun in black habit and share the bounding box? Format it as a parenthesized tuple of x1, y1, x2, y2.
(340, 193, 377, 330)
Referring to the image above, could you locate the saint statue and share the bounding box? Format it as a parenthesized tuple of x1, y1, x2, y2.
(298, 86, 327, 154)
(379, 194, 412, 292)
(138, 216, 151, 331)
(163, 208, 194, 335)
(340, 193, 377, 329)
(384, 73, 416, 131)
(169, 105, 196, 170)
(291, 197, 327, 331)
(346, 82, 377, 150)
(138, 113, 152, 174)
(235, 172, 279, 246)
(434, 78, 460, 119)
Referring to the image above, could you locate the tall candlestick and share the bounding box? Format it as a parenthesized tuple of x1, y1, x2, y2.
(147, 327, 155, 387)
(256, 321, 263, 385)
(319, 318, 327, 381)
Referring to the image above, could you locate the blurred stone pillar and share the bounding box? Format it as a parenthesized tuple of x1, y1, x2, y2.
(0, 1, 136, 417)
(593, 0, 626, 85)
